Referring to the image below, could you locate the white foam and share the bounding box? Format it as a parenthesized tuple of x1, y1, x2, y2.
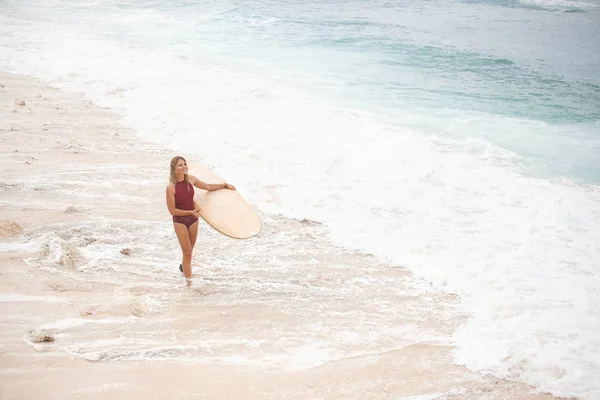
(0, 294, 66, 303)
(520, 0, 599, 9)
(398, 395, 444, 400)
(39, 317, 137, 330)
(287, 344, 334, 370)
(0, 241, 39, 253)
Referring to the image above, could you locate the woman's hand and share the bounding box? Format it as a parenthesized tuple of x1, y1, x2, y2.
(189, 209, 200, 217)
(225, 183, 236, 191)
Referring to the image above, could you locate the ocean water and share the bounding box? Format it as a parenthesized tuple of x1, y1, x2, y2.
(1, 0, 599, 399)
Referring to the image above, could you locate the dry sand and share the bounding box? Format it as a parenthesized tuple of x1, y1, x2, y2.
(0, 72, 571, 400)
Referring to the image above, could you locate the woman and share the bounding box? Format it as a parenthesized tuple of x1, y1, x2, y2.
(166, 156, 235, 282)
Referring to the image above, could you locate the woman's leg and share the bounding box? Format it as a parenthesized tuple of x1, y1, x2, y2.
(173, 223, 193, 279)
(188, 220, 199, 251)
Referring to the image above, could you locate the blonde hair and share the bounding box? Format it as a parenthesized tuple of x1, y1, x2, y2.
(169, 156, 189, 184)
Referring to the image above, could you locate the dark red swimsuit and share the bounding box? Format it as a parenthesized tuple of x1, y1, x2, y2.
(172, 180, 198, 228)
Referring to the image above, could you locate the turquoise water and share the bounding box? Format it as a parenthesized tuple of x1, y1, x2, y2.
(15, 0, 598, 181)
(207, 0, 598, 181)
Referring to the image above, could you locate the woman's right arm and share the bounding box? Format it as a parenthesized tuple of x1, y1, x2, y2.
(166, 184, 197, 216)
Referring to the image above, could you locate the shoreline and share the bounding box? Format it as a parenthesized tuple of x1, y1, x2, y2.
(0, 71, 571, 400)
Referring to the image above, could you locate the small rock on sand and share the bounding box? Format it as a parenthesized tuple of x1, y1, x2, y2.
(0, 220, 23, 238)
(58, 242, 81, 268)
(27, 329, 54, 343)
(84, 352, 107, 362)
(14, 99, 26, 106)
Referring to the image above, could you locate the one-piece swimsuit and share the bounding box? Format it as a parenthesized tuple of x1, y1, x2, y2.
(172, 180, 198, 228)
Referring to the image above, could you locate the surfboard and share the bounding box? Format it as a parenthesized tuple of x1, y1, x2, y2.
(188, 165, 262, 239)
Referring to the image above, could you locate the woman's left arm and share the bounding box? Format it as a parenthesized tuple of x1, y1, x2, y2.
(190, 175, 236, 191)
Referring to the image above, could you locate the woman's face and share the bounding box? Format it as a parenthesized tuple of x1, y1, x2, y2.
(176, 159, 187, 175)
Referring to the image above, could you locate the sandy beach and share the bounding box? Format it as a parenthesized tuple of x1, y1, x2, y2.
(0, 72, 573, 400)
